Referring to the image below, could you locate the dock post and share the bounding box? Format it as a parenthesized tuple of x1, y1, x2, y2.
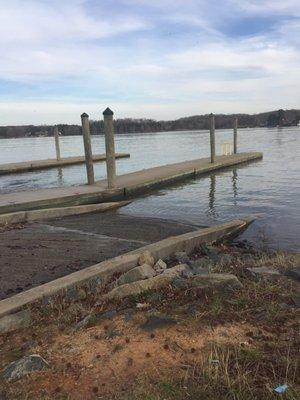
(53, 126, 61, 161)
(233, 117, 238, 154)
(103, 107, 116, 189)
(81, 112, 95, 185)
(209, 113, 216, 163)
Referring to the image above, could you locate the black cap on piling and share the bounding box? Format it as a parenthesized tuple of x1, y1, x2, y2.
(81, 112, 89, 118)
(103, 107, 114, 116)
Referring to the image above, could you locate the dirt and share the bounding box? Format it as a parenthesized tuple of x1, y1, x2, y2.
(0, 212, 198, 300)
(0, 244, 299, 400)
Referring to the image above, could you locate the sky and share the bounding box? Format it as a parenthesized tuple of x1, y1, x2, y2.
(0, 0, 299, 124)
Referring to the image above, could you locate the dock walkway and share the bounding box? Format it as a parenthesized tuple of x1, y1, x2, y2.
(0, 153, 130, 175)
(0, 152, 262, 215)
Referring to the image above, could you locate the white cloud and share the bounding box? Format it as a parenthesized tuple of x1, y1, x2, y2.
(0, 0, 299, 123)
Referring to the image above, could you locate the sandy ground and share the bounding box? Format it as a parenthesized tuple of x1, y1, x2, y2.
(0, 211, 198, 300)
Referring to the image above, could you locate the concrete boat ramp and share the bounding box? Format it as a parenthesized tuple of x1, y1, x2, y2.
(0, 153, 130, 175)
(0, 152, 262, 215)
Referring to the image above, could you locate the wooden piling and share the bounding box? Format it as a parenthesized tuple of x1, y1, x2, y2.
(53, 126, 61, 161)
(233, 117, 238, 154)
(103, 107, 116, 189)
(209, 114, 216, 163)
(81, 113, 95, 185)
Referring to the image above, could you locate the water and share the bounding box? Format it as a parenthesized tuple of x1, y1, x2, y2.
(0, 127, 299, 252)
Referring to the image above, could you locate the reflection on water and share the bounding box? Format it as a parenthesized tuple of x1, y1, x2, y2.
(208, 174, 216, 217)
(0, 126, 299, 251)
(232, 168, 238, 204)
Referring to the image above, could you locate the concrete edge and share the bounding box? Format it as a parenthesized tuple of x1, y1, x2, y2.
(0, 201, 131, 225)
(124, 152, 263, 197)
(0, 218, 254, 319)
(0, 153, 130, 175)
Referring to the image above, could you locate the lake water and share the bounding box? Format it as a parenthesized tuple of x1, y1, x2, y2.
(0, 127, 299, 252)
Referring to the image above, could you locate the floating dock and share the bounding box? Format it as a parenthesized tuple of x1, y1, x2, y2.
(0, 152, 262, 215)
(0, 153, 130, 175)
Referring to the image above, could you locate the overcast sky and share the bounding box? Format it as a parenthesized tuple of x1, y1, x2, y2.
(0, 0, 299, 124)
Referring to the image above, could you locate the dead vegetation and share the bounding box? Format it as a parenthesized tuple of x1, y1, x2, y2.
(0, 243, 299, 400)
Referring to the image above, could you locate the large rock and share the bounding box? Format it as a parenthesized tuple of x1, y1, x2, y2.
(138, 251, 155, 267)
(117, 264, 156, 286)
(0, 310, 31, 334)
(2, 355, 49, 382)
(104, 271, 242, 301)
(163, 264, 191, 275)
(104, 271, 180, 301)
(247, 267, 280, 277)
(190, 273, 243, 290)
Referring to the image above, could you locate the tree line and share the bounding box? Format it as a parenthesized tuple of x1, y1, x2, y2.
(0, 109, 299, 139)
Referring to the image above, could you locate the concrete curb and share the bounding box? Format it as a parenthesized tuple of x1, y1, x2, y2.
(0, 218, 254, 321)
(0, 201, 131, 225)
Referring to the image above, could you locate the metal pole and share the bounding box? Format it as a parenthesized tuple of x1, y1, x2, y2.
(103, 107, 116, 189)
(54, 126, 61, 161)
(233, 117, 238, 154)
(209, 113, 216, 163)
(81, 112, 95, 185)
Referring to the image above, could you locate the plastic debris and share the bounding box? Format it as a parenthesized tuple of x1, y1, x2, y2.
(274, 384, 288, 394)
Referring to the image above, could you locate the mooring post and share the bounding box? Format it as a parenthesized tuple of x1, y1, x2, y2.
(103, 107, 116, 189)
(233, 117, 238, 154)
(81, 112, 95, 185)
(53, 126, 61, 161)
(209, 113, 216, 163)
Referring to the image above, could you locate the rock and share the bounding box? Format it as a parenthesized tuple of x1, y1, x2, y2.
(190, 273, 243, 290)
(174, 251, 190, 265)
(219, 254, 233, 265)
(104, 270, 181, 301)
(138, 251, 155, 267)
(163, 264, 191, 275)
(291, 295, 300, 308)
(2, 355, 49, 382)
(141, 315, 177, 331)
(0, 310, 31, 334)
(285, 268, 300, 282)
(201, 245, 221, 263)
(117, 264, 156, 286)
(74, 310, 117, 330)
(247, 267, 280, 277)
(154, 259, 167, 273)
(189, 258, 212, 274)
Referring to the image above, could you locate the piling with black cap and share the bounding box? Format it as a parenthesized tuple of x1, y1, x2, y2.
(81, 112, 95, 185)
(103, 107, 116, 189)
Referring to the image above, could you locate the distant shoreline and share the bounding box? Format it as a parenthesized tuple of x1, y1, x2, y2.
(0, 108, 299, 139)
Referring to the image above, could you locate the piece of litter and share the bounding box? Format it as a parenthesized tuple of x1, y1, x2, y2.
(274, 384, 288, 394)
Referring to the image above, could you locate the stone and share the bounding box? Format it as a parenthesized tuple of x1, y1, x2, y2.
(285, 268, 300, 282)
(104, 270, 181, 301)
(141, 315, 177, 332)
(174, 251, 191, 265)
(154, 259, 167, 273)
(0, 310, 31, 334)
(163, 264, 191, 275)
(138, 251, 155, 267)
(247, 267, 280, 277)
(2, 355, 49, 382)
(117, 264, 156, 286)
(189, 258, 212, 274)
(190, 273, 243, 290)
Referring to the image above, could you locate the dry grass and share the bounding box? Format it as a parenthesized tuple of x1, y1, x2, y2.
(0, 246, 299, 400)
